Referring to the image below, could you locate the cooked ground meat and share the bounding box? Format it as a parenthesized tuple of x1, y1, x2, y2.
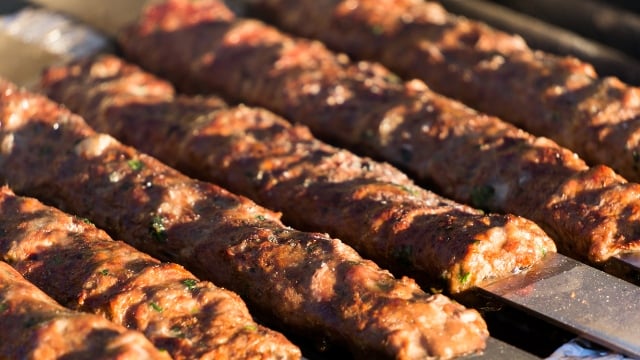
(41, 54, 555, 294)
(118, 0, 640, 263)
(0, 260, 169, 360)
(248, 0, 640, 183)
(0, 186, 300, 360)
(0, 79, 488, 359)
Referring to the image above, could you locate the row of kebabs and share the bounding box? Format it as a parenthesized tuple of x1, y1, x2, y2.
(3, 0, 640, 358)
(1, 67, 487, 359)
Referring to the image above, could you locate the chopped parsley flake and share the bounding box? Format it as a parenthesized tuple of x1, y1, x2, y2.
(398, 184, 419, 196)
(244, 324, 258, 332)
(150, 302, 163, 312)
(52, 254, 63, 265)
(255, 215, 266, 221)
(150, 215, 168, 242)
(385, 73, 401, 84)
(170, 326, 186, 338)
(0, 302, 7, 313)
(458, 269, 471, 284)
(470, 185, 495, 209)
(127, 159, 144, 171)
(376, 279, 394, 292)
(371, 24, 384, 35)
(182, 279, 198, 290)
(99, 269, 109, 276)
(539, 245, 548, 257)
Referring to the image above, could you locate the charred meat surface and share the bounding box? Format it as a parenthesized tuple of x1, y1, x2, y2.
(41, 54, 555, 294)
(119, 0, 640, 263)
(0, 186, 300, 360)
(249, 0, 640, 183)
(0, 260, 170, 360)
(0, 79, 488, 359)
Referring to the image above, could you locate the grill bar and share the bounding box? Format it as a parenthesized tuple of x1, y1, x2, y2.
(438, 0, 640, 85)
(489, 0, 640, 62)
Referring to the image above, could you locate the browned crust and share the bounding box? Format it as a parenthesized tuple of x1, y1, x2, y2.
(248, 0, 640, 183)
(41, 54, 555, 293)
(0, 260, 170, 360)
(0, 79, 488, 359)
(119, 0, 640, 263)
(0, 186, 300, 360)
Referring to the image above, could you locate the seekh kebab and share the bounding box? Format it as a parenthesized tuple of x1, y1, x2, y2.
(41, 54, 555, 294)
(119, 0, 640, 264)
(0, 260, 169, 360)
(0, 186, 301, 360)
(247, 0, 640, 183)
(0, 78, 488, 360)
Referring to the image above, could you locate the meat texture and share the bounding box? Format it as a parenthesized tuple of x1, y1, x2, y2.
(0, 187, 300, 360)
(41, 54, 555, 294)
(0, 260, 169, 360)
(119, 0, 640, 263)
(248, 0, 640, 183)
(0, 79, 488, 359)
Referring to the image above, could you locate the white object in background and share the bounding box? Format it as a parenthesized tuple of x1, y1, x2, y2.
(548, 338, 639, 360)
(0, 7, 107, 59)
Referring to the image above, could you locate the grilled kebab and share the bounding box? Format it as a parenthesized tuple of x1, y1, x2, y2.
(248, 0, 640, 183)
(41, 54, 555, 294)
(0, 78, 488, 359)
(119, 0, 640, 264)
(0, 186, 300, 360)
(0, 260, 169, 360)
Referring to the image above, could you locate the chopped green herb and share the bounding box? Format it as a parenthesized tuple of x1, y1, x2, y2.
(376, 279, 394, 292)
(150, 302, 163, 312)
(99, 269, 109, 276)
(385, 73, 402, 84)
(0, 302, 7, 313)
(470, 185, 495, 209)
(182, 279, 198, 290)
(255, 215, 266, 221)
(458, 269, 471, 284)
(170, 326, 186, 338)
(398, 184, 419, 196)
(150, 215, 168, 242)
(52, 254, 63, 265)
(127, 159, 144, 171)
(371, 24, 384, 35)
(362, 129, 375, 139)
(539, 245, 548, 257)
(243, 324, 258, 332)
(23, 317, 40, 328)
(305, 241, 319, 253)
